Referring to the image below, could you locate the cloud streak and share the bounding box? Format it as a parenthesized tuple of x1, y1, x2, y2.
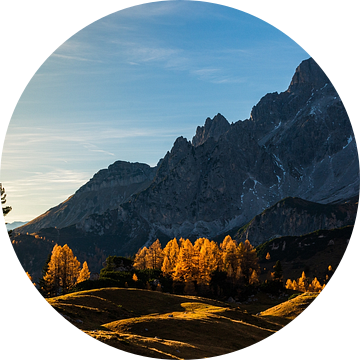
(114, 41, 253, 84)
(1, 121, 185, 181)
(3, 169, 91, 221)
(51, 53, 103, 63)
(111, 1, 186, 19)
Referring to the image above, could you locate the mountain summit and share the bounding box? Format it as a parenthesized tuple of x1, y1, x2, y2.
(288, 57, 329, 92)
(15, 58, 359, 260)
(192, 113, 231, 147)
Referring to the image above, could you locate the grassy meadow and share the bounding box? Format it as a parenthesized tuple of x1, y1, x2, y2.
(47, 287, 317, 359)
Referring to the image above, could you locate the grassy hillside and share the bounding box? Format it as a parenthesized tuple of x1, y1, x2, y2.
(260, 292, 318, 326)
(47, 287, 317, 359)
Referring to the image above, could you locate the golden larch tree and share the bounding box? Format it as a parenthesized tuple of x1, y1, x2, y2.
(285, 278, 294, 290)
(196, 238, 220, 285)
(249, 269, 260, 285)
(208, 240, 221, 275)
(77, 261, 91, 283)
(286, 274, 325, 293)
(220, 235, 239, 279)
(161, 238, 180, 276)
(238, 240, 260, 284)
(178, 237, 186, 248)
(26, 272, 36, 286)
(43, 244, 62, 296)
(308, 277, 324, 292)
(161, 256, 172, 276)
(60, 244, 81, 293)
(194, 237, 206, 251)
(297, 271, 308, 292)
(133, 247, 148, 270)
(220, 235, 235, 252)
(292, 279, 298, 290)
(43, 244, 81, 296)
(173, 239, 196, 282)
(146, 239, 164, 270)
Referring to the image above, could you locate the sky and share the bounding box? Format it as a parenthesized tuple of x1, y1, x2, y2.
(0, 0, 309, 223)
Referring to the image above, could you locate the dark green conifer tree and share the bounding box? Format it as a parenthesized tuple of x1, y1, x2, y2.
(272, 260, 283, 282)
(38, 253, 52, 297)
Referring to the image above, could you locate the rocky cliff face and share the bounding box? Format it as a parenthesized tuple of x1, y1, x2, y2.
(15, 58, 359, 255)
(248, 58, 358, 204)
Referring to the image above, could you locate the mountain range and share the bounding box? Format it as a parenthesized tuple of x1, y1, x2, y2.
(12, 58, 359, 276)
(6, 221, 27, 231)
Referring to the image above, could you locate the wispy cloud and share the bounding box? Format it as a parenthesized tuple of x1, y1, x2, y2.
(129, 46, 181, 63)
(110, 39, 251, 83)
(3, 168, 91, 221)
(191, 68, 221, 81)
(47, 37, 107, 66)
(109, 39, 189, 69)
(5, 123, 183, 142)
(4, 169, 90, 196)
(113, 1, 186, 19)
(82, 143, 115, 156)
(191, 67, 247, 84)
(51, 53, 103, 63)
(1, 122, 184, 172)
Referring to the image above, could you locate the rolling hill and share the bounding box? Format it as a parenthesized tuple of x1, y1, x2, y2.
(47, 287, 315, 359)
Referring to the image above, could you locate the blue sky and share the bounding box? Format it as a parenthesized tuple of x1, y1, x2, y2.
(1, 1, 308, 222)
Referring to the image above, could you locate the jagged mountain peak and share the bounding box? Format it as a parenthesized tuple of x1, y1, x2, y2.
(172, 136, 192, 150)
(192, 113, 230, 147)
(14, 58, 359, 260)
(287, 57, 330, 93)
(169, 136, 192, 164)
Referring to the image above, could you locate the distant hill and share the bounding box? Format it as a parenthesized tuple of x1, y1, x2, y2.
(47, 287, 308, 358)
(234, 196, 358, 246)
(6, 221, 27, 231)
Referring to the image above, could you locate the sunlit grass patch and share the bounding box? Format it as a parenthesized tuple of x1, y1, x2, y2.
(47, 287, 316, 358)
(259, 292, 318, 325)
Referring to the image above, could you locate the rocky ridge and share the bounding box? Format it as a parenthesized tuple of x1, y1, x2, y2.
(234, 196, 358, 246)
(14, 58, 359, 255)
(17, 161, 157, 233)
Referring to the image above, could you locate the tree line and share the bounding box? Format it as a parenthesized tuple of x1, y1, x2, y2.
(33, 237, 328, 299)
(134, 236, 261, 287)
(71, 236, 269, 298)
(3, 183, 328, 299)
(285, 272, 324, 292)
(129, 235, 268, 292)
